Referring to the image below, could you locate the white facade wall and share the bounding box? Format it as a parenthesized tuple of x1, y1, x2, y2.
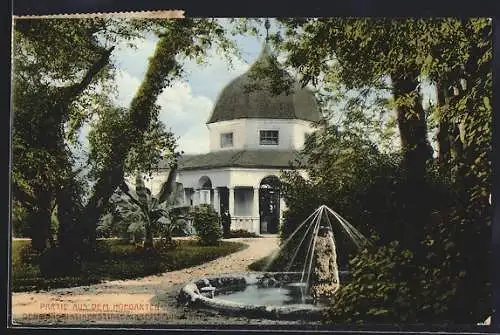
(144, 171, 171, 196)
(124, 167, 307, 234)
(157, 116, 315, 234)
(176, 169, 232, 189)
(207, 118, 315, 152)
(175, 167, 307, 234)
(124, 170, 171, 197)
(177, 167, 298, 190)
(229, 168, 285, 188)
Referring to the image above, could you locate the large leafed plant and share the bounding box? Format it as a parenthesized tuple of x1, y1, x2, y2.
(101, 166, 191, 248)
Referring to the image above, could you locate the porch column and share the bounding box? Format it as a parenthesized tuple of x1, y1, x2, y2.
(183, 189, 187, 206)
(253, 187, 260, 234)
(213, 188, 220, 213)
(193, 190, 199, 206)
(228, 187, 235, 217)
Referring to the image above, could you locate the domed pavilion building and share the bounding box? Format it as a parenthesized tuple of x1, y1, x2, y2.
(159, 44, 320, 235)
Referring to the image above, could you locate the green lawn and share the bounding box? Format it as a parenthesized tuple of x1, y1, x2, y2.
(11, 239, 247, 292)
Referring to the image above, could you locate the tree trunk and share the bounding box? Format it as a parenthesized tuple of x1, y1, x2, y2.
(391, 72, 432, 173)
(144, 217, 154, 249)
(80, 167, 125, 250)
(46, 47, 116, 252)
(56, 176, 84, 250)
(80, 36, 180, 248)
(14, 45, 115, 255)
(391, 71, 432, 252)
(29, 187, 53, 252)
(435, 80, 452, 177)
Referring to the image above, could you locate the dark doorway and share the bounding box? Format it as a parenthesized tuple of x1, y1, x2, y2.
(219, 187, 229, 215)
(259, 176, 281, 234)
(218, 187, 230, 237)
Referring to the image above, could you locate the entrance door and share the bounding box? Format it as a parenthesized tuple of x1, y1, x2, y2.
(259, 176, 280, 234)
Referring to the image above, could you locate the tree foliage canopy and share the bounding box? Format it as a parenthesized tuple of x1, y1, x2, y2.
(12, 18, 240, 253)
(272, 17, 492, 323)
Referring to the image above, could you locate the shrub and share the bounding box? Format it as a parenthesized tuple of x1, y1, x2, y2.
(325, 228, 490, 325)
(192, 204, 222, 246)
(12, 200, 30, 238)
(38, 246, 82, 277)
(325, 241, 418, 324)
(417, 209, 491, 323)
(154, 237, 178, 250)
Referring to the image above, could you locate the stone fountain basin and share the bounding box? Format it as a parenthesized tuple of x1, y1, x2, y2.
(178, 272, 349, 320)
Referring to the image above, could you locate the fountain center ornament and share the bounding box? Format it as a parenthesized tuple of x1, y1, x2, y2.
(309, 224, 340, 301)
(263, 204, 372, 302)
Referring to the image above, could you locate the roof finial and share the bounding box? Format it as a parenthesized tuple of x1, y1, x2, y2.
(264, 18, 271, 43)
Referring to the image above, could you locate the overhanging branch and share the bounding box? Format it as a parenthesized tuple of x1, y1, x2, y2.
(60, 46, 116, 105)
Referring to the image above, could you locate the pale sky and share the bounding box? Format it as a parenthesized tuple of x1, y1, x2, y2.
(78, 21, 266, 155)
(77, 19, 437, 158)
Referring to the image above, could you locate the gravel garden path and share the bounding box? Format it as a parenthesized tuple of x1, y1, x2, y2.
(11, 236, 287, 326)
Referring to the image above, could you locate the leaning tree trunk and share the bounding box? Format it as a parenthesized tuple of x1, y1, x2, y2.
(391, 70, 433, 252)
(49, 47, 116, 252)
(13, 45, 116, 255)
(79, 35, 182, 249)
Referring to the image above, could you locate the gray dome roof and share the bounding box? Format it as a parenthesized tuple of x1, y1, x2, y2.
(207, 45, 320, 124)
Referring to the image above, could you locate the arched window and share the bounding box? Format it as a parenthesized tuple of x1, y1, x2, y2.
(198, 176, 213, 205)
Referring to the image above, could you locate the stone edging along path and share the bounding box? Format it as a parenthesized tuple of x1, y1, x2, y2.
(11, 236, 280, 325)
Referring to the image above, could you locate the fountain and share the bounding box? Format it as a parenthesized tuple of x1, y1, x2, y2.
(309, 223, 340, 301)
(178, 205, 371, 319)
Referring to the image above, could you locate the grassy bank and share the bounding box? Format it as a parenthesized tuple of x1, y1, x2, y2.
(12, 239, 247, 292)
(247, 255, 272, 271)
